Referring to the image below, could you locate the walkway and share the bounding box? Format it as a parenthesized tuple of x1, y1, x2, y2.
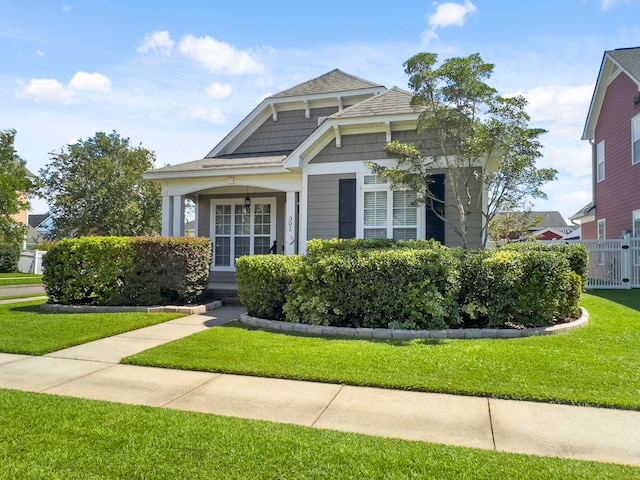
(0, 304, 638, 467)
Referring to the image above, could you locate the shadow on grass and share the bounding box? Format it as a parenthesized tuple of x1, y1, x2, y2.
(219, 320, 445, 347)
(587, 289, 640, 312)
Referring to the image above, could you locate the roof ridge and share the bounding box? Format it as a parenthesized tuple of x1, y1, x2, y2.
(269, 69, 384, 99)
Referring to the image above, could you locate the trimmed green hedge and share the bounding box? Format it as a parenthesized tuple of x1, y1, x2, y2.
(43, 236, 212, 306)
(459, 250, 579, 328)
(0, 243, 20, 273)
(502, 242, 589, 290)
(236, 239, 584, 330)
(284, 248, 462, 329)
(236, 255, 304, 321)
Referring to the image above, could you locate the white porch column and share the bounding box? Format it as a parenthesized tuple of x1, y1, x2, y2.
(172, 195, 185, 237)
(162, 195, 173, 236)
(285, 191, 297, 255)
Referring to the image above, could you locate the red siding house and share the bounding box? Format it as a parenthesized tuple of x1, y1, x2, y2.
(573, 47, 640, 239)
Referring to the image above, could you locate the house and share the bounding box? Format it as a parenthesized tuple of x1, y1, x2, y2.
(574, 47, 640, 240)
(9, 166, 35, 227)
(144, 69, 487, 283)
(491, 210, 574, 243)
(25, 213, 54, 248)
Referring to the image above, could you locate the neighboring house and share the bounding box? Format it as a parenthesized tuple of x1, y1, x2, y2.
(9, 166, 35, 227)
(492, 210, 574, 243)
(144, 69, 487, 282)
(26, 213, 54, 248)
(574, 47, 640, 240)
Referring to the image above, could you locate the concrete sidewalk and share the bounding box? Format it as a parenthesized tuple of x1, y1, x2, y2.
(0, 305, 638, 467)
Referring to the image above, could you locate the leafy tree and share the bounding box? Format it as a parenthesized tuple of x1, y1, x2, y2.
(38, 131, 161, 238)
(489, 211, 543, 246)
(367, 53, 557, 248)
(0, 129, 33, 246)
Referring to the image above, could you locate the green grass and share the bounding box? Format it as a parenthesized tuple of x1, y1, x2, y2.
(0, 273, 42, 286)
(0, 389, 636, 479)
(0, 293, 46, 301)
(124, 292, 640, 410)
(0, 300, 183, 355)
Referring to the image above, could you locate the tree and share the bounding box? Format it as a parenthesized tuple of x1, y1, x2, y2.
(367, 52, 557, 248)
(38, 131, 162, 238)
(489, 211, 543, 246)
(0, 129, 33, 246)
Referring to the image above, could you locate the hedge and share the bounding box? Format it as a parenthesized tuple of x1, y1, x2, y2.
(43, 236, 212, 306)
(236, 255, 303, 321)
(283, 248, 462, 330)
(502, 242, 589, 290)
(459, 249, 579, 328)
(237, 239, 583, 330)
(0, 243, 20, 273)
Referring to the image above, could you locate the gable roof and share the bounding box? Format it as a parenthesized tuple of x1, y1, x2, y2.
(583, 47, 640, 140)
(270, 69, 383, 98)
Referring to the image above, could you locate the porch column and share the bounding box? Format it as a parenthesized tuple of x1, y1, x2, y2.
(285, 191, 297, 255)
(162, 195, 173, 236)
(172, 195, 185, 237)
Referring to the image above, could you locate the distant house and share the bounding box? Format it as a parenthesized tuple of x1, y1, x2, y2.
(26, 213, 54, 248)
(574, 47, 640, 240)
(144, 69, 491, 283)
(493, 210, 574, 243)
(9, 166, 35, 227)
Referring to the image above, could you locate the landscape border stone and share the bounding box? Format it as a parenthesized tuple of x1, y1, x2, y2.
(40, 300, 222, 315)
(240, 308, 589, 340)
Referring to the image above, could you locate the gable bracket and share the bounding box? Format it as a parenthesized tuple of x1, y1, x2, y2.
(333, 125, 341, 148)
(385, 121, 392, 142)
(270, 103, 278, 121)
(303, 99, 310, 119)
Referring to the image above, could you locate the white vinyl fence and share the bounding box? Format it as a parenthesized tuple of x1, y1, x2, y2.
(18, 250, 46, 274)
(570, 233, 639, 289)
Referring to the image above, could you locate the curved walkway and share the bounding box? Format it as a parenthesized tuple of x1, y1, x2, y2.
(0, 304, 638, 467)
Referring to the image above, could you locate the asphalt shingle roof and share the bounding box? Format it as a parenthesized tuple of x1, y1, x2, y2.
(329, 87, 417, 119)
(607, 47, 640, 82)
(270, 69, 384, 98)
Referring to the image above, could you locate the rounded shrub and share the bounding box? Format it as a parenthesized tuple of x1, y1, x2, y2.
(236, 254, 303, 320)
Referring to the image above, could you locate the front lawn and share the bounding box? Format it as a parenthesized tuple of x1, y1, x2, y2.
(0, 389, 636, 479)
(124, 292, 640, 410)
(0, 273, 42, 286)
(0, 300, 183, 355)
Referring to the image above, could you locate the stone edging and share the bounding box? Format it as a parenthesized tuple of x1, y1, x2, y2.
(240, 308, 588, 340)
(40, 300, 222, 315)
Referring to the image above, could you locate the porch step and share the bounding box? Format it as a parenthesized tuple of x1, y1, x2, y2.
(220, 296, 243, 307)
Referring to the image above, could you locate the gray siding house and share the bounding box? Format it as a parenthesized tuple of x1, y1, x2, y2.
(144, 70, 486, 283)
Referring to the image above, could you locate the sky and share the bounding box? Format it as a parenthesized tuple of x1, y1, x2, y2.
(2, 0, 640, 221)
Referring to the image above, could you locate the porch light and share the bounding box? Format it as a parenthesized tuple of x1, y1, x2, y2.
(244, 194, 251, 212)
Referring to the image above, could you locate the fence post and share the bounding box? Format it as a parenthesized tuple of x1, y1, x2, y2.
(621, 232, 632, 289)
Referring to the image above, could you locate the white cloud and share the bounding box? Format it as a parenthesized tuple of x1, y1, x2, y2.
(16, 78, 75, 104)
(137, 30, 174, 56)
(205, 82, 232, 98)
(69, 71, 112, 93)
(422, 0, 477, 44)
(36, 50, 45, 57)
(178, 34, 265, 75)
(601, 0, 640, 9)
(520, 84, 593, 130)
(186, 106, 226, 124)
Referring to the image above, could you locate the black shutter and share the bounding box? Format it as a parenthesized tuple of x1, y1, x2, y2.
(338, 179, 356, 239)
(426, 174, 445, 244)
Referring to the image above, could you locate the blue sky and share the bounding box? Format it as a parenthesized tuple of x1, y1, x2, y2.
(2, 0, 640, 220)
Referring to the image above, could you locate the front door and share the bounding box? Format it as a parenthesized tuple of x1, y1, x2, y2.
(211, 197, 276, 271)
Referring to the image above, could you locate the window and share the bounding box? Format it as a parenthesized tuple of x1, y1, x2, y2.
(598, 218, 606, 264)
(633, 210, 640, 238)
(361, 174, 419, 240)
(596, 140, 605, 182)
(633, 115, 640, 165)
(211, 198, 276, 270)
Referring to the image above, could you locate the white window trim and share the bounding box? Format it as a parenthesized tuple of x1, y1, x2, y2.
(632, 114, 640, 165)
(355, 173, 424, 240)
(210, 197, 276, 272)
(633, 210, 640, 238)
(596, 140, 605, 182)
